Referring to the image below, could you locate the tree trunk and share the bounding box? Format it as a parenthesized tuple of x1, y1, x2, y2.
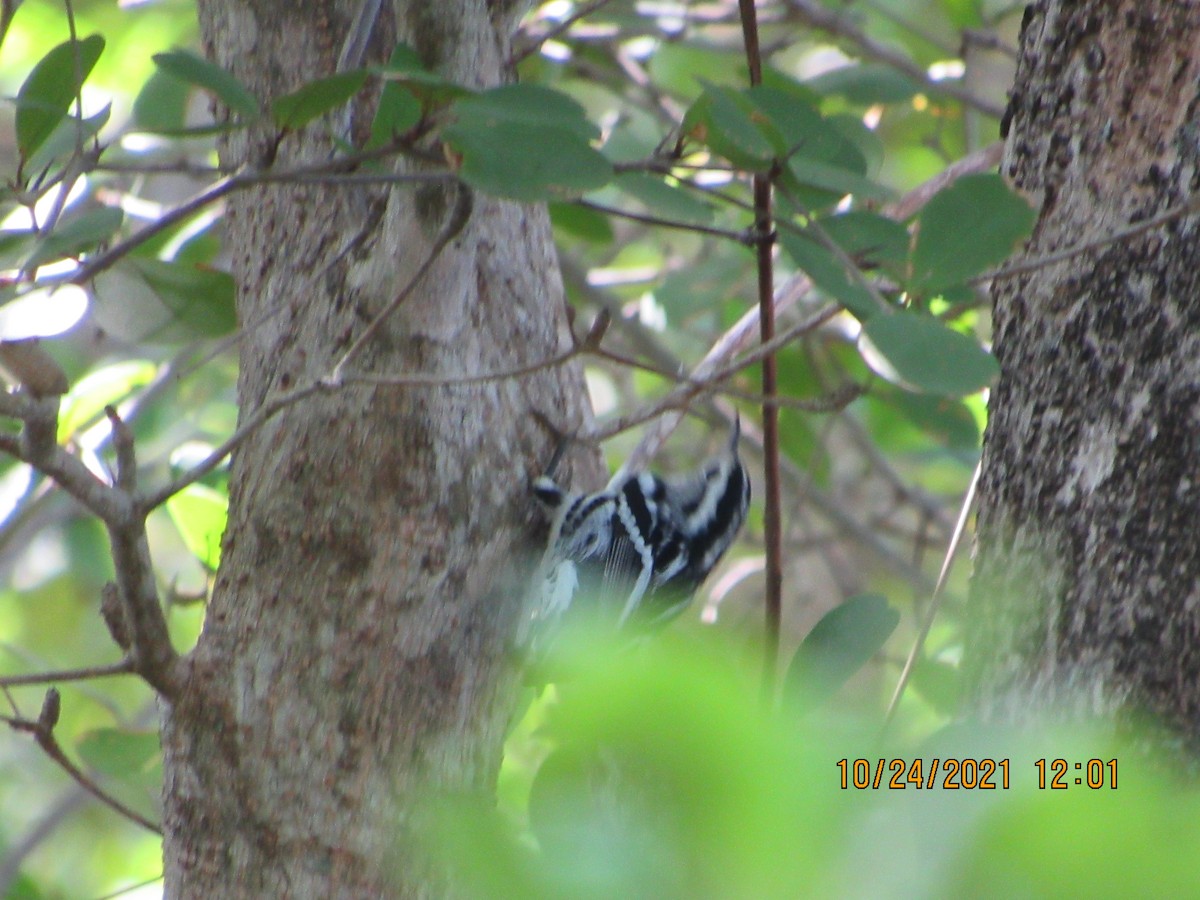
(161, 1, 596, 895)
(968, 1, 1200, 741)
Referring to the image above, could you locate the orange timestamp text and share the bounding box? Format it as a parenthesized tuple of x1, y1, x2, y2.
(836, 757, 1010, 790)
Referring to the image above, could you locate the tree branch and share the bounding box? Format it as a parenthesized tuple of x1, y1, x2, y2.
(0, 659, 134, 688)
(1, 696, 159, 835)
(783, 0, 1007, 119)
(2, 689, 161, 834)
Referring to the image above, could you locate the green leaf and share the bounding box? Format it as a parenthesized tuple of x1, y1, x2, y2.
(367, 45, 423, 148)
(26, 207, 124, 270)
(743, 85, 838, 160)
(648, 43, 746, 100)
(549, 202, 614, 244)
(909, 656, 962, 715)
(15, 35, 105, 160)
(24, 104, 111, 176)
(614, 172, 715, 225)
(166, 483, 228, 570)
(655, 254, 747, 319)
(777, 231, 878, 321)
(374, 42, 468, 100)
(58, 360, 158, 442)
(76, 728, 160, 779)
(271, 70, 369, 129)
(452, 84, 599, 142)
(911, 173, 1035, 293)
(783, 156, 894, 203)
(807, 63, 921, 105)
(684, 86, 775, 170)
(132, 69, 192, 133)
(0, 230, 36, 270)
(861, 312, 998, 396)
(153, 49, 261, 120)
(93, 259, 236, 343)
(818, 210, 910, 268)
(868, 387, 982, 451)
(446, 122, 612, 202)
(784, 594, 899, 710)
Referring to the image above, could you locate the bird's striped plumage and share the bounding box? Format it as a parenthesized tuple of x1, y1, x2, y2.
(528, 422, 750, 658)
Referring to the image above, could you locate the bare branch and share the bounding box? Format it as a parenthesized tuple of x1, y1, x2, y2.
(105, 406, 137, 492)
(978, 193, 1200, 285)
(139, 381, 326, 512)
(511, 0, 619, 65)
(2, 689, 161, 834)
(783, 0, 1007, 119)
(0, 659, 134, 688)
(330, 184, 474, 383)
(576, 198, 755, 244)
(883, 459, 981, 729)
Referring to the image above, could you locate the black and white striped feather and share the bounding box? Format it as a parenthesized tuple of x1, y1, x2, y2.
(528, 421, 750, 658)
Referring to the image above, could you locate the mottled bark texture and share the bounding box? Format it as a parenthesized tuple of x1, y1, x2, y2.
(161, 1, 596, 896)
(968, 1, 1200, 740)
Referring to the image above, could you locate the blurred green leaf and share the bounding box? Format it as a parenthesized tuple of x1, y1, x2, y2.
(684, 86, 774, 170)
(881, 389, 982, 450)
(912, 173, 1035, 293)
(861, 312, 998, 396)
(783, 156, 894, 203)
(446, 122, 611, 202)
(951, 783, 1200, 896)
(23, 104, 111, 175)
(76, 728, 161, 779)
(15, 35, 105, 160)
(93, 259, 236, 343)
(648, 43, 745, 99)
(785, 594, 900, 710)
(778, 230, 879, 320)
(271, 70, 368, 129)
(132, 69, 192, 133)
(549, 202, 614, 244)
(655, 253, 747, 319)
(26, 207, 124, 269)
(808, 62, 921, 105)
(744, 85, 843, 160)
(614, 172, 715, 226)
(153, 49, 261, 120)
(445, 84, 611, 200)
(908, 656, 962, 715)
(452, 84, 599, 141)
(818, 210, 910, 268)
(374, 42, 469, 100)
(166, 483, 228, 570)
(367, 45, 424, 148)
(0, 230, 37, 270)
(58, 360, 158, 443)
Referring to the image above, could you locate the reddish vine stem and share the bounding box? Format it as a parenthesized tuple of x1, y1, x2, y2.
(737, 0, 784, 699)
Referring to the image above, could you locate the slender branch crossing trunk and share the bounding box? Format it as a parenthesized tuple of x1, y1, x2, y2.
(160, 2, 596, 894)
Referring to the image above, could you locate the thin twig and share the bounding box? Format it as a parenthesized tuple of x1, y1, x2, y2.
(977, 193, 1200, 285)
(511, 0, 619, 65)
(139, 382, 326, 511)
(576, 199, 755, 243)
(783, 0, 1007, 119)
(0, 659, 134, 688)
(330, 184, 474, 382)
(882, 458, 981, 731)
(2, 690, 161, 834)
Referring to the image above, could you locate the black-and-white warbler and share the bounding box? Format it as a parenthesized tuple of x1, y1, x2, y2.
(527, 420, 750, 655)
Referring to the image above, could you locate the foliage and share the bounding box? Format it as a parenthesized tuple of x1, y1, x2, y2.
(0, 0, 1186, 897)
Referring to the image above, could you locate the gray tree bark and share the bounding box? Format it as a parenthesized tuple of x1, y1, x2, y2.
(161, 1, 596, 895)
(968, 1, 1200, 741)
